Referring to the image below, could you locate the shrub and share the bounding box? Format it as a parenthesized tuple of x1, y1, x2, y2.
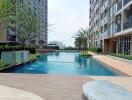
(25, 46, 36, 54)
(96, 48, 102, 53)
(0, 46, 4, 51)
(80, 52, 92, 57)
(0, 46, 36, 54)
(64, 47, 77, 50)
(28, 54, 40, 61)
(88, 47, 102, 53)
(0, 60, 8, 69)
(110, 53, 132, 60)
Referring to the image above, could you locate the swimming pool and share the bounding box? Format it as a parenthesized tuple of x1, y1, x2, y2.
(6, 52, 117, 76)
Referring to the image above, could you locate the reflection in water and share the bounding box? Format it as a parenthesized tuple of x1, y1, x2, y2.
(75, 55, 88, 69)
(39, 54, 48, 61)
(54, 52, 60, 56)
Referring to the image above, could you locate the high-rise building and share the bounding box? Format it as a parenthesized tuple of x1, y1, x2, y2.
(26, 0, 48, 47)
(89, 0, 132, 55)
(1, 0, 48, 47)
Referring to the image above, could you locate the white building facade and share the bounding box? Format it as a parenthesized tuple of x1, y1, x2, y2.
(89, 0, 132, 55)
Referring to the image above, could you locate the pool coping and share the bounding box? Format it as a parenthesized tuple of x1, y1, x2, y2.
(88, 52, 131, 77)
(91, 57, 130, 77)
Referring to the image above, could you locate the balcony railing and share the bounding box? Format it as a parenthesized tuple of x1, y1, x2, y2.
(124, 0, 131, 6)
(123, 15, 132, 30)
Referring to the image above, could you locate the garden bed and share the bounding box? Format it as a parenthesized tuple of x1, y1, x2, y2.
(80, 52, 92, 57)
(110, 53, 132, 60)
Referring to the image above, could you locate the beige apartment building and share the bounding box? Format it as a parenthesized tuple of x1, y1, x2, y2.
(89, 0, 132, 55)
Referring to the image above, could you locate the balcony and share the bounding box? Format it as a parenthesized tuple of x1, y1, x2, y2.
(104, 31, 108, 38)
(116, 14, 122, 32)
(117, 0, 122, 10)
(123, 15, 132, 30)
(124, 0, 131, 6)
(123, 5, 132, 30)
(117, 24, 121, 32)
(104, 0, 108, 9)
(7, 34, 16, 42)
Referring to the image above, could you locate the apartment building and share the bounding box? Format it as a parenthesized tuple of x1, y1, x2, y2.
(89, 0, 132, 55)
(26, 0, 48, 47)
(2, 0, 48, 47)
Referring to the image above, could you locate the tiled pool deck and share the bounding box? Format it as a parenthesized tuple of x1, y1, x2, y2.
(0, 74, 93, 100)
(0, 74, 132, 100)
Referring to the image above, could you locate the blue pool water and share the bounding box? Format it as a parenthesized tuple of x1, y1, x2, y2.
(7, 52, 117, 76)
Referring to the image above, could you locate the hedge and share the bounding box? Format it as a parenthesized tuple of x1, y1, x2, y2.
(0, 46, 36, 54)
(110, 53, 132, 60)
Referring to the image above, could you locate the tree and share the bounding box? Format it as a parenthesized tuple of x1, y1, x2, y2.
(0, 1, 37, 47)
(16, 2, 37, 46)
(0, 0, 16, 23)
(0, 0, 16, 36)
(74, 28, 88, 50)
(75, 37, 82, 49)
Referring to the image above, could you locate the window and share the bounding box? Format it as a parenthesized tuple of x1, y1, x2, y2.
(110, 3, 117, 17)
(118, 36, 131, 54)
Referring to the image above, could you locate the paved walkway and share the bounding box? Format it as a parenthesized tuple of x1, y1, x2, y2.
(89, 52, 132, 76)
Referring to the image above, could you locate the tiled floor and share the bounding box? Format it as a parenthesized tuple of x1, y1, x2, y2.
(0, 74, 132, 100)
(0, 85, 43, 100)
(0, 74, 93, 100)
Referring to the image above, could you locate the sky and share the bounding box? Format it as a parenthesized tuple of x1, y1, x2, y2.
(48, 0, 90, 47)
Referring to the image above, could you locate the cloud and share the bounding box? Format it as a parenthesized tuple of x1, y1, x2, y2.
(48, 0, 90, 46)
